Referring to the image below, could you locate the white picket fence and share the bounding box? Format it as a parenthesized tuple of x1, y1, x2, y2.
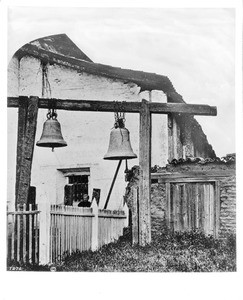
(7, 204, 40, 264)
(7, 201, 128, 265)
(49, 205, 93, 263)
(39, 201, 128, 264)
(98, 209, 127, 248)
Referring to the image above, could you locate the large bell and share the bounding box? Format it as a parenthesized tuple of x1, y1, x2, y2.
(104, 127, 137, 160)
(36, 118, 67, 149)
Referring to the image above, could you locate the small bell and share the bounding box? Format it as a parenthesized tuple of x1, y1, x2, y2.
(104, 116, 137, 160)
(36, 110, 67, 151)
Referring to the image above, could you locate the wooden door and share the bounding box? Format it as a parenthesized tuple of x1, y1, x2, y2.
(167, 181, 219, 237)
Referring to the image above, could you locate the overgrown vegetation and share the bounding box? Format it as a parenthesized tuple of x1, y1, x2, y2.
(7, 229, 236, 272)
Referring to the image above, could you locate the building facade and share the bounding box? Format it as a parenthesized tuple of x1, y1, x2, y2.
(7, 34, 215, 210)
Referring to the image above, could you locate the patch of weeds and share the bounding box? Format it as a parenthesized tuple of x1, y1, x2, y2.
(8, 229, 236, 272)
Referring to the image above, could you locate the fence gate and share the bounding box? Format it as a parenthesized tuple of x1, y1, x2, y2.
(166, 180, 220, 237)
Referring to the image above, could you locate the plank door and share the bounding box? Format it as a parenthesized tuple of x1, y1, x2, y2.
(167, 182, 219, 237)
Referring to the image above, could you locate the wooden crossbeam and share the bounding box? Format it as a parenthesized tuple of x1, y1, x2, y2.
(7, 97, 217, 116)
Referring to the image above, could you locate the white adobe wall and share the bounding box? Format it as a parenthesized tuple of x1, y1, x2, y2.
(7, 55, 168, 210)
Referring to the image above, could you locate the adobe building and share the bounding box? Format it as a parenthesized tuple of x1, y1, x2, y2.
(7, 34, 215, 211)
(125, 154, 236, 238)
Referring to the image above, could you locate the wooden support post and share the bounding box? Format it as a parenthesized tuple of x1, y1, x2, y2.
(139, 100, 151, 246)
(15, 96, 39, 208)
(15, 96, 28, 203)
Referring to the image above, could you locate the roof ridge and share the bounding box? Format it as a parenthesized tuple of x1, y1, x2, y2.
(29, 33, 93, 63)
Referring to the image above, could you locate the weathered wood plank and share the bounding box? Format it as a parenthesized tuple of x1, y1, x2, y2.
(22, 204, 26, 263)
(170, 184, 174, 230)
(179, 185, 184, 231)
(165, 183, 171, 229)
(34, 212, 39, 264)
(29, 206, 32, 263)
(138, 100, 151, 245)
(186, 184, 192, 230)
(16, 207, 20, 261)
(8, 97, 217, 116)
(15, 96, 28, 205)
(182, 184, 187, 230)
(204, 184, 209, 235)
(209, 183, 215, 235)
(214, 181, 220, 238)
(156, 173, 234, 182)
(191, 184, 196, 230)
(174, 185, 179, 231)
(195, 184, 199, 229)
(11, 214, 15, 260)
(132, 187, 139, 245)
(150, 102, 217, 116)
(15, 96, 39, 206)
(7, 210, 40, 215)
(198, 184, 204, 231)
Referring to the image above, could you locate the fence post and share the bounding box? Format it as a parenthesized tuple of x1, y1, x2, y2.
(39, 202, 51, 265)
(123, 202, 129, 228)
(91, 201, 98, 251)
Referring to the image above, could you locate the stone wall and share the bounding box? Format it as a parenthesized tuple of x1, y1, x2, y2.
(125, 166, 166, 236)
(150, 182, 166, 235)
(219, 175, 236, 236)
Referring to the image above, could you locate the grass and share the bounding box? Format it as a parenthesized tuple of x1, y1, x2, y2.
(7, 228, 236, 272)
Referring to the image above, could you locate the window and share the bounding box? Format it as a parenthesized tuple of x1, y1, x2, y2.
(58, 167, 90, 206)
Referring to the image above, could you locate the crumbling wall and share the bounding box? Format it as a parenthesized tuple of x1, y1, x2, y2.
(125, 166, 167, 236)
(150, 182, 166, 235)
(125, 160, 236, 238)
(219, 175, 236, 235)
(168, 114, 216, 161)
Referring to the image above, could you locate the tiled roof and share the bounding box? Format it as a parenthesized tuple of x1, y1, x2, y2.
(168, 153, 235, 166)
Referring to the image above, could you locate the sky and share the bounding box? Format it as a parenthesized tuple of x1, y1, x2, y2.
(7, 6, 236, 157)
